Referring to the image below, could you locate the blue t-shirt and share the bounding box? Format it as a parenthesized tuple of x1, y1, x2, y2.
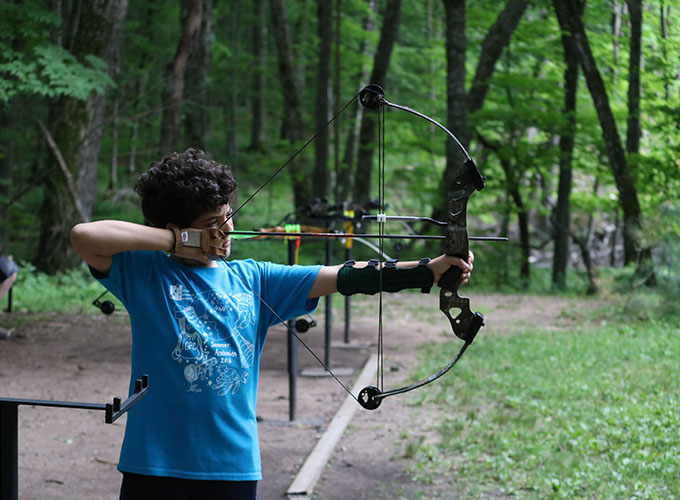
(93, 251, 321, 480)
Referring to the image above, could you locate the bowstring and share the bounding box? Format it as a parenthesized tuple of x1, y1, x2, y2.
(221, 257, 360, 404)
(219, 90, 362, 231)
(377, 102, 386, 392)
(212, 90, 369, 406)
(204, 85, 479, 408)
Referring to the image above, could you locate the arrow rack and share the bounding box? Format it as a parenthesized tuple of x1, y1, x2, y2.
(0, 374, 149, 500)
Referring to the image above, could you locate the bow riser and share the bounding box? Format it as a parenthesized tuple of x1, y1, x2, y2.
(439, 156, 486, 344)
(438, 267, 484, 344)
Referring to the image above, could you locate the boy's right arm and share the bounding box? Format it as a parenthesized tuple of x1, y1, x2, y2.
(71, 221, 175, 274)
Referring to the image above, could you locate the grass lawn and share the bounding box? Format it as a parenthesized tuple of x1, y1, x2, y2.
(407, 318, 680, 499)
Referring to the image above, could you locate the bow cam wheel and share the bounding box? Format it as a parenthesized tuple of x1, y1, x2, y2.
(358, 385, 382, 410)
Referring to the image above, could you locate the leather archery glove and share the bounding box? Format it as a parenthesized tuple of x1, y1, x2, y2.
(171, 227, 227, 262)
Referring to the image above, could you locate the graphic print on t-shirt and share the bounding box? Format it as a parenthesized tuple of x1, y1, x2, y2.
(169, 284, 255, 396)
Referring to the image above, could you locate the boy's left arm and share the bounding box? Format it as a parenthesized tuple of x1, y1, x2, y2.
(307, 252, 474, 299)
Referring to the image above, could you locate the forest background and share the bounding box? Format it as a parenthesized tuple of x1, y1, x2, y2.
(0, 0, 679, 309)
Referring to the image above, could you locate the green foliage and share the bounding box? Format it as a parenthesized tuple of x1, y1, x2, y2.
(6, 262, 121, 314)
(2, 0, 679, 295)
(0, 44, 113, 101)
(408, 318, 680, 499)
(624, 203, 680, 319)
(0, 1, 112, 102)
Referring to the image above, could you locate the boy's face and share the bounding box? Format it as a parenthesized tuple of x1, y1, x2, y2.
(190, 204, 233, 259)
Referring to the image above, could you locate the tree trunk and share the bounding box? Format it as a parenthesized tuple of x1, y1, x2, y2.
(225, 3, 242, 164)
(269, 0, 304, 143)
(127, 3, 157, 174)
(110, 95, 119, 189)
(313, 0, 333, 199)
(625, 0, 642, 161)
(269, 0, 312, 208)
(552, 0, 652, 281)
(332, 0, 343, 203)
(108, 18, 124, 189)
(437, 0, 468, 226)
(336, 0, 376, 204)
(477, 131, 530, 286)
(36, 0, 128, 273)
(184, 0, 213, 151)
(611, 1, 623, 67)
(572, 179, 600, 295)
(426, 0, 436, 138)
(502, 158, 530, 286)
(353, 0, 403, 204)
(626, 0, 656, 286)
(467, 0, 528, 114)
(160, 0, 203, 155)
(573, 232, 599, 295)
(0, 103, 13, 254)
(552, 2, 581, 290)
(292, 0, 311, 95)
(660, 3, 671, 100)
(248, 0, 267, 152)
(434, 0, 526, 223)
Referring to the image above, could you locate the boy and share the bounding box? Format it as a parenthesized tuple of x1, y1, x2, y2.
(71, 148, 473, 500)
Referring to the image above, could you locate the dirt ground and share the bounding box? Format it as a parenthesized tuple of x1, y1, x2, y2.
(0, 293, 600, 500)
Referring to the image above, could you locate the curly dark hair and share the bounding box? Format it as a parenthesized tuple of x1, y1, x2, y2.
(135, 149, 238, 228)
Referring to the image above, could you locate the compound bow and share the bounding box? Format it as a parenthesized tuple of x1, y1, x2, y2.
(354, 84, 485, 409)
(220, 84, 490, 410)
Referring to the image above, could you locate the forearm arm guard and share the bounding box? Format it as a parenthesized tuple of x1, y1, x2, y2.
(337, 258, 433, 296)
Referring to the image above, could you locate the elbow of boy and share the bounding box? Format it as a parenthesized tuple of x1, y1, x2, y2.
(70, 222, 93, 255)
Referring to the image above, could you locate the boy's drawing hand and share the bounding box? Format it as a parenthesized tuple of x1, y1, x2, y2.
(171, 228, 227, 263)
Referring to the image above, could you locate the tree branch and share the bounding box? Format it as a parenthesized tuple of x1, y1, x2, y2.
(37, 121, 90, 223)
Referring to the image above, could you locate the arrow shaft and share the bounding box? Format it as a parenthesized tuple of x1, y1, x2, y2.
(228, 230, 506, 242)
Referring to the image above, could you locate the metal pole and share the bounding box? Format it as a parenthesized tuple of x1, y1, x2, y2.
(287, 239, 298, 421)
(324, 238, 333, 367)
(0, 403, 18, 500)
(344, 245, 351, 343)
